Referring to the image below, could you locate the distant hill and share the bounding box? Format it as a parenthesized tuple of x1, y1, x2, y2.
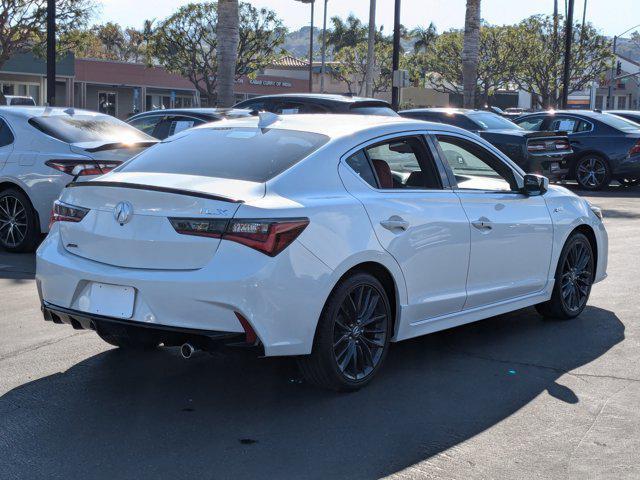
(616, 37, 640, 63)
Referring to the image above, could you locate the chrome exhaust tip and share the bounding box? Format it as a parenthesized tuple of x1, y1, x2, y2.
(180, 343, 195, 359)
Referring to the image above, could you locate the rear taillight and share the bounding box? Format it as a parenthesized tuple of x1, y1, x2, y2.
(49, 200, 89, 229)
(45, 159, 122, 176)
(527, 139, 571, 153)
(630, 140, 640, 156)
(169, 217, 310, 257)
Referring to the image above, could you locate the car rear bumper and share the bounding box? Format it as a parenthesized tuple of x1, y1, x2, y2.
(528, 156, 570, 181)
(36, 226, 334, 356)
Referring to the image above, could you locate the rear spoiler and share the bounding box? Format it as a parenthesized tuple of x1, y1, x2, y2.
(523, 130, 569, 139)
(66, 181, 244, 203)
(81, 141, 159, 153)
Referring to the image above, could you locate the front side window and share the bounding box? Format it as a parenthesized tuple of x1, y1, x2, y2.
(119, 127, 329, 183)
(436, 135, 515, 191)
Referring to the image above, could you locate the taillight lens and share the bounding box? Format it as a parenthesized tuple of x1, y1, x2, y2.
(527, 139, 571, 153)
(630, 140, 640, 156)
(45, 159, 121, 176)
(49, 200, 89, 229)
(169, 217, 310, 257)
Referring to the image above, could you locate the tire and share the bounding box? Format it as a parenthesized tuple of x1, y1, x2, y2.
(97, 326, 158, 350)
(0, 188, 40, 253)
(574, 155, 611, 191)
(535, 232, 595, 320)
(297, 272, 392, 392)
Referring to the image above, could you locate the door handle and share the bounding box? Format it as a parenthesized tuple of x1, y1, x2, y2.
(380, 216, 410, 231)
(471, 219, 493, 231)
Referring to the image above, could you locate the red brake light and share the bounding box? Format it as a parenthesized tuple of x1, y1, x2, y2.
(49, 200, 89, 229)
(45, 159, 121, 176)
(630, 140, 640, 156)
(168, 217, 310, 256)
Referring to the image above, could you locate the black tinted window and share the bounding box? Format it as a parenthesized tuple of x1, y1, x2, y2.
(350, 105, 397, 116)
(346, 151, 377, 187)
(30, 114, 154, 143)
(0, 120, 14, 147)
(120, 127, 329, 183)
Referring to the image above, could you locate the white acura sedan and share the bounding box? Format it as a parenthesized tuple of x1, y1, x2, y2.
(36, 114, 608, 391)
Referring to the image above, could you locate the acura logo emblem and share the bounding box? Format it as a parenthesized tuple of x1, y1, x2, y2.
(114, 201, 133, 225)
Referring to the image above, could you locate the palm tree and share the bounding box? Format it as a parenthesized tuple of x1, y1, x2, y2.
(410, 22, 437, 53)
(216, 0, 240, 107)
(462, 0, 481, 108)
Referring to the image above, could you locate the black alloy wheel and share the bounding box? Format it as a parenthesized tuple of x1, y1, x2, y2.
(332, 283, 389, 381)
(575, 156, 611, 190)
(298, 272, 392, 391)
(0, 189, 38, 252)
(536, 232, 594, 319)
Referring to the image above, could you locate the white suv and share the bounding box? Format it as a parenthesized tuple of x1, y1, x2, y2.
(0, 106, 156, 252)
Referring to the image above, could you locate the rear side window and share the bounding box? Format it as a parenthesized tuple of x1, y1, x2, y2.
(346, 151, 377, 187)
(119, 127, 329, 183)
(0, 119, 14, 147)
(30, 114, 154, 143)
(515, 116, 544, 131)
(128, 115, 163, 136)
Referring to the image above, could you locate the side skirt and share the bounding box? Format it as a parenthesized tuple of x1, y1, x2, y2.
(393, 285, 554, 342)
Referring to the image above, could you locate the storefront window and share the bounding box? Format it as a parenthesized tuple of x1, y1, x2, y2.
(98, 91, 117, 116)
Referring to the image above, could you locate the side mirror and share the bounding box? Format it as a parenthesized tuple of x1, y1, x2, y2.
(522, 173, 549, 196)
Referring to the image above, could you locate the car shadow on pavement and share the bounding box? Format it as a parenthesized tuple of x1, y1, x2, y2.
(0, 305, 624, 479)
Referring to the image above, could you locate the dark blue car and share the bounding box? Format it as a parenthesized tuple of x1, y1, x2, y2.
(514, 110, 640, 190)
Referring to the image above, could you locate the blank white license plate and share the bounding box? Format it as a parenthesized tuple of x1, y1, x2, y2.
(87, 282, 135, 319)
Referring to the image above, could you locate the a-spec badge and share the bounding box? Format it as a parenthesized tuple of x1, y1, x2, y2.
(114, 201, 134, 225)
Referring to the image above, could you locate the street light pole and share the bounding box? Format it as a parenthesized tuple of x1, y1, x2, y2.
(295, 0, 315, 93)
(391, 0, 401, 110)
(364, 0, 376, 97)
(560, 0, 575, 109)
(320, 0, 328, 93)
(46, 0, 56, 106)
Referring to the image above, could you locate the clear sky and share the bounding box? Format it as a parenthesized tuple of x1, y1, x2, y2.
(98, 0, 640, 37)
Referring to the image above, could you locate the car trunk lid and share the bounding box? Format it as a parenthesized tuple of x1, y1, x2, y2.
(57, 173, 263, 269)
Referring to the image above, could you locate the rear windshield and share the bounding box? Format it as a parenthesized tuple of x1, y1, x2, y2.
(29, 114, 154, 143)
(350, 105, 398, 116)
(599, 113, 640, 132)
(119, 127, 329, 182)
(468, 112, 522, 130)
(9, 97, 35, 106)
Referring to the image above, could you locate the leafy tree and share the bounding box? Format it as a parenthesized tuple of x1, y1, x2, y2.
(513, 15, 612, 108)
(462, 0, 481, 108)
(410, 22, 437, 53)
(332, 41, 393, 95)
(0, 0, 93, 70)
(152, 1, 285, 103)
(326, 14, 367, 52)
(427, 26, 517, 106)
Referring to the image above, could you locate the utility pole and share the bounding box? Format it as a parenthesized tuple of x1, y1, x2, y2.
(561, 0, 575, 109)
(320, 0, 328, 93)
(608, 36, 617, 109)
(46, 0, 56, 106)
(391, 0, 401, 110)
(364, 0, 376, 97)
(296, 0, 315, 93)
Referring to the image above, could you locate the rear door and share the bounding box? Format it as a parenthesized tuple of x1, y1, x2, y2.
(340, 133, 471, 325)
(433, 132, 553, 308)
(0, 117, 15, 170)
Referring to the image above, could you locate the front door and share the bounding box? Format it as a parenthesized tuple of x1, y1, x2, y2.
(433, 133, 554, 309)
(340, 134, 471, 325)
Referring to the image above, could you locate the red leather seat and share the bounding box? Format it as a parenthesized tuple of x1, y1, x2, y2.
(371, 159, 393, 189)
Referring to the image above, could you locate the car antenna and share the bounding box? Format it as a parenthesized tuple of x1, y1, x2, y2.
(258, 111, 280, 131)
(43, 104, 52, 116)
(64, 107, 75, 115)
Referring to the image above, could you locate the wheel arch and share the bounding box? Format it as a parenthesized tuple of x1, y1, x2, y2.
(0, 180, 40, 232)
(570, 223, 598, 273)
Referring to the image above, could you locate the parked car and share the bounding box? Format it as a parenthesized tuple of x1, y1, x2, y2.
(502, 107, 528, 119)
(234, 93, 398, 116)
(37, 113, 607, 391)
(127, 108, 251, 140)
(0, 106, 157, 252)
(400, 108, 572, 181)
(0, 94, 36, 106)
(514, 110, 640, 189)
(607, 110, 640, 125)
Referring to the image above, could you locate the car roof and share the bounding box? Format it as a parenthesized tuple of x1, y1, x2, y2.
(401, 108, 494, 116)
(128, 108, 251, 120)
(237, 93, 391, 105)
(0, 106, 107, 120)
(191, 113, 469, 140)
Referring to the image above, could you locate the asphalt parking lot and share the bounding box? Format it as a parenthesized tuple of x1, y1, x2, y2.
(0, 185, 638, 480)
